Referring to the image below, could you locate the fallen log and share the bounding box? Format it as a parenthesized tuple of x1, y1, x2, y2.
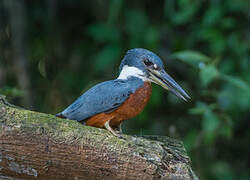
(0, 95, 198, 180)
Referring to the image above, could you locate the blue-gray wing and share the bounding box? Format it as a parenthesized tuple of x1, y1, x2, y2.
(57, 78, 143, 122)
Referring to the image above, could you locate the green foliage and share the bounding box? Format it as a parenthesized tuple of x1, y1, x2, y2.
(0, 87, 24, 98)
(1, 0, 250, 179)
(38, 59, 47, 78)
(171, 50, 211, 67)
(94, 46, 121, 72)
(87, 23, 121, 44)
(221, 75, 250, 93)
(199, 64, 219, 87)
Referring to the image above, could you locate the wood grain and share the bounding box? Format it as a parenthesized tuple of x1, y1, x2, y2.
(0, 95, 198, 180)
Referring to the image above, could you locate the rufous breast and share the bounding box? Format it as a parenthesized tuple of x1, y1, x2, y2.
(86, 82, 152, 128)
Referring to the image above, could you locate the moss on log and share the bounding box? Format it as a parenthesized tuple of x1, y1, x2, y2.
(0, 95, 198, 180)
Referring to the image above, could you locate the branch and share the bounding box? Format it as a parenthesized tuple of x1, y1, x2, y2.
(0, 95, 198, 180)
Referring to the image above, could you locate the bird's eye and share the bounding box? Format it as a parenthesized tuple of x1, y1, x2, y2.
(144, 59, 153, 66)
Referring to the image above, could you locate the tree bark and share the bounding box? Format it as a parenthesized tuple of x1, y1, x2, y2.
(0, 95, 198, 180)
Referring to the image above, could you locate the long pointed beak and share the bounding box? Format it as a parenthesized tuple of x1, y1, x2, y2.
(148, 69, 190, 101)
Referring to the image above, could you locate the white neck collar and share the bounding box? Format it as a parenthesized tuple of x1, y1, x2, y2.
(117, 65, 146, 81)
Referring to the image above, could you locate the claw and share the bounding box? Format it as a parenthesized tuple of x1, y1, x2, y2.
(113, 123, 123, 134)
(104, 120, 124, 138)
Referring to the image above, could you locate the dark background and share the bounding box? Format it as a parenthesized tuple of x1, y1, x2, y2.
(1, 0, 250, 179)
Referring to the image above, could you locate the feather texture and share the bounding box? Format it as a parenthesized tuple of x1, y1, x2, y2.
(57, 77, 144, 122)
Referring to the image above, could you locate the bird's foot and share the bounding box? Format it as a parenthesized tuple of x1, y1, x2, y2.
(113, 124, 123, 134)
(117, 134, 126, 140)
(104, 121, 125, 139)
(113, 130, 126, 140)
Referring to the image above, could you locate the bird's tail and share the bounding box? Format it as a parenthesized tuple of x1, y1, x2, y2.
(55, 113, 66, 119)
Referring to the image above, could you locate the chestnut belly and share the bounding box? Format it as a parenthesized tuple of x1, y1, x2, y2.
(85, 82, 152, 128)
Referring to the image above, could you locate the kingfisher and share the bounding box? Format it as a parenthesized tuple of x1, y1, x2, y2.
(56, 48, 190, 138)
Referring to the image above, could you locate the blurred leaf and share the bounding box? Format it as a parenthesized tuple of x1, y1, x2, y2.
(149, 85, 164, 107)
(189, 102, 217, 115)
(202, 109, 220, 144)
(87, 23, 121, 43)
(189, 102, 207, 115)
(173, 0, 201, 25)
(0, 87, 24, 98)
(108, 0, 123, 24)
(198, 28, 226, 54)
(125, 9, 148, 47)
(144, 27, 160, 49)
(184, 129, 198, 152)
(38, 59, 47, 78)
(221, 75, 250, 93)
(221, 18, 236, 30)
(172, 50, 211, 67)
(212, 162, 234, 180)
(125, 9, 148, 36)
(191, 102, 220, 144)
(225, 0, 250, 12)
(202, 109, 219, 145)
(202, 6, 223, 27)
(203, 110, 220, 132)
(164, 0, 175, 18)
(136, 110, 149, 126)
(94, 46, 121, 72)
(30, 38, 46, 62)
(199, 64, 219, 86)
(219, 121, 233, 139)
(218, 83, 250, 111)
(227, 33, 247, 56)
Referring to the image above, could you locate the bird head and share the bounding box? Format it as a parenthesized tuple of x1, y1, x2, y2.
(118, 48, 190, 101)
